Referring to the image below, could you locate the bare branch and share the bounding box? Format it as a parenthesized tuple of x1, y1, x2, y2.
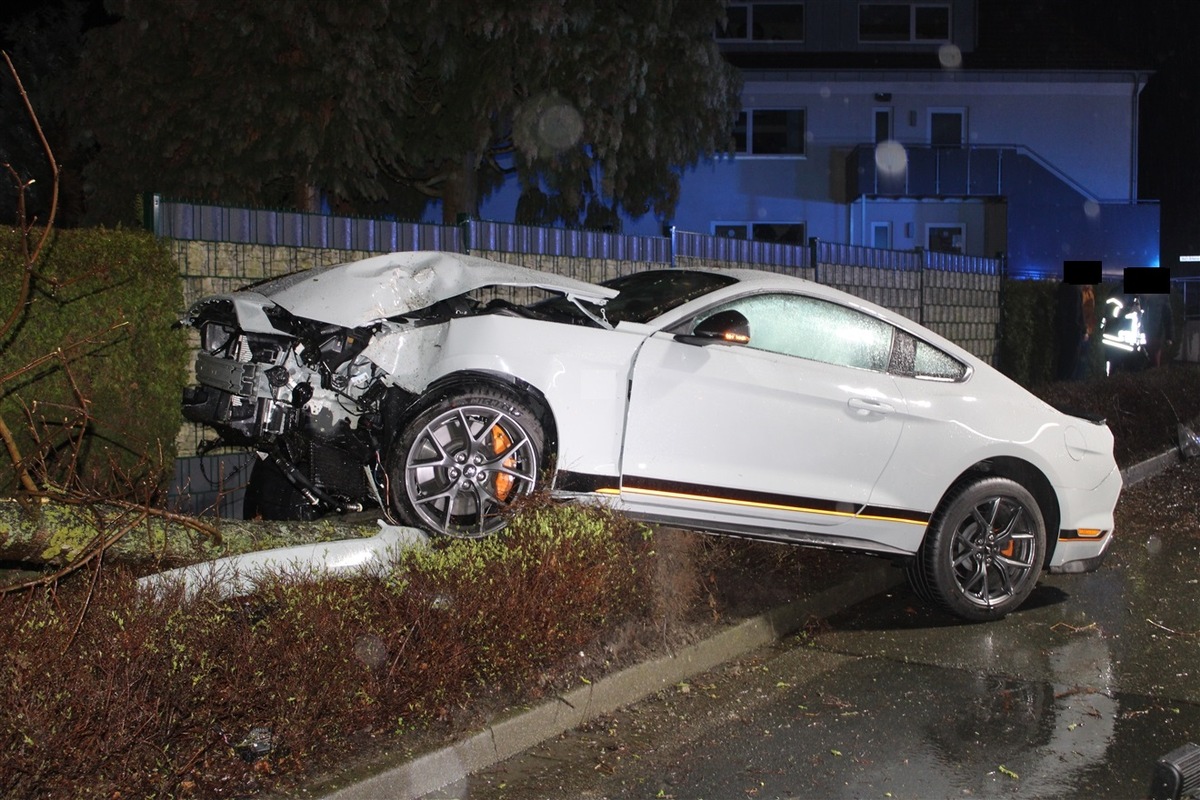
(2, 49, 59, 261)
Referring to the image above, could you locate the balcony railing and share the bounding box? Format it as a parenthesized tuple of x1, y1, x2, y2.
(846, 143, 1098, 201)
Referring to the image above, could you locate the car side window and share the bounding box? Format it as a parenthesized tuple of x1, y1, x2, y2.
(697, 294, 894, 372)
(890, 330, 968, 381)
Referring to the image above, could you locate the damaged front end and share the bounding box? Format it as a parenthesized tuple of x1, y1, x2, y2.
(182, 296, 395, 516)
(180, 251, 620, 523)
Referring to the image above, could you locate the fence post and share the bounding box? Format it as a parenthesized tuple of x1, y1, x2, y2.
(669, 225, 677, 268)
(809, 236, 820, 283)
(143, 193, 161, 234)
(457, 213, 473, 254)
(916, 246, 926, 326)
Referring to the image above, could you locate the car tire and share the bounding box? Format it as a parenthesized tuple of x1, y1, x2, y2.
(242, 457, 320, 521)
(907, 477, 1045, 621)
(390, 385, 545, 538)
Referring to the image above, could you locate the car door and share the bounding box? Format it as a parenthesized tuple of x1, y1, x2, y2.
(619, 292, 908, 538)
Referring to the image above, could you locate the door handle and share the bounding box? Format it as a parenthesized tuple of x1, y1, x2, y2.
(848, 397, 895, 415)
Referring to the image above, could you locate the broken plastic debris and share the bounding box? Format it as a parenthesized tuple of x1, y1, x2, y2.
(236, 726, 275, 762)
(137, 522, 428, 601)
(1178, 423, 1200, 459)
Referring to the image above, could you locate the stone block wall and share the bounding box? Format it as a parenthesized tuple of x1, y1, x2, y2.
(170, 240, 376, 308)
(920, 269, 1003, 363)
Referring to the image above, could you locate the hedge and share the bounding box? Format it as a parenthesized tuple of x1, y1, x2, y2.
(0, 226, 188, 494)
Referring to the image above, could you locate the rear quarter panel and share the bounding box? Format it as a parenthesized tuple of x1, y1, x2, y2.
(871, 365, 1118, 526)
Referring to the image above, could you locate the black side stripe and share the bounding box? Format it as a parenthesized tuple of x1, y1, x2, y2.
(555, 470, 620, 493)
(622, 475, 930, 526)
(859, 505, 931, 524)
(624, 475, 856, 515)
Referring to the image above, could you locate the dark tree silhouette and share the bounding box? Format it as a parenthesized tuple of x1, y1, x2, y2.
(68, 0, 740, 228)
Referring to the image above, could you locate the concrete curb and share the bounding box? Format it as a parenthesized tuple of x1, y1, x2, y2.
(311, 560, 902, 800)
(1120, 445, 1182, 488)
(310, 447, 1183, 800)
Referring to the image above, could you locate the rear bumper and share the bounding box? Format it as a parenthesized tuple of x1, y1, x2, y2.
(1047, 465, 1122, 575)
(1048, 533, 1112, 574)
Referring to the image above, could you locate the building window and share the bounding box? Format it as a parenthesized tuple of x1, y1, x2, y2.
(859, 3, 950, 43)
(755, 222, 807, 244)
(913, 5, 950, 40)
(718, 3, 805, 42)
(871, 222, 891, 249)
(927, 223, 964, 254)
(734, 109, 807, 155)
(929, 109, 964, 146)
(873, 108, 893, 143)
(715, 224, 749, 239)
(714, 222, 806, 245)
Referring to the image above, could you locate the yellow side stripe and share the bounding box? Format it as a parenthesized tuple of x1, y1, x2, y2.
(600, 485, 927, 526)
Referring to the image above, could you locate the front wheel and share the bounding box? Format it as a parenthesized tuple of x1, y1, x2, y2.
(389, 386, 545, 538)
(907, 477, 1046, 621)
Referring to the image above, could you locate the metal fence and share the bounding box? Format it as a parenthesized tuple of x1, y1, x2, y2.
(151, 195, 462, 253)
(150, 196, 1002, 277)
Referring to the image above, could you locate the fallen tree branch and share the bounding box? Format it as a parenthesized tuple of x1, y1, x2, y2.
(1146, 618, 1198, 637)
(0, 498, 385, 572)
(3, 505, 148, 597)
(0, 414, 38, 494)
(2, 49, 58, 264)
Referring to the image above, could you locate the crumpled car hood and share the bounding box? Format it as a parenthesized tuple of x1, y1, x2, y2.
(190, 251, 619, 332)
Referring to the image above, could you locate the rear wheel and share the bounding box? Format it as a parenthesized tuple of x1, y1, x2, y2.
(907, 477, 1045, 621)
(390, 386, 544, 538)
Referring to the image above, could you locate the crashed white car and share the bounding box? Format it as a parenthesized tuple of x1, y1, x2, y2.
(182, 251, 1121, 620)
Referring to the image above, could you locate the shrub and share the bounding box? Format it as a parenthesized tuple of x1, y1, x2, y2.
(0, 226, 188, 495)
(0, 500, 654, 798)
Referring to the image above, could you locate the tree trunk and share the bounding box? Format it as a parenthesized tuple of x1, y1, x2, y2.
(0, 499, 384, 569)
(441, 152, 480, 225)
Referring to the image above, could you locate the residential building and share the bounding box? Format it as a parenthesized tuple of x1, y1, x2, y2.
(477, 0, 1159, 279)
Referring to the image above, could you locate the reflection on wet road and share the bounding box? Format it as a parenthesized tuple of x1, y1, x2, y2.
(426, 497, 1200, 799)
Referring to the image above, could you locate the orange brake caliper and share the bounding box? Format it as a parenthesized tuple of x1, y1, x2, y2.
(492, 425, 517, 501)
(999, 534, 1015, 559)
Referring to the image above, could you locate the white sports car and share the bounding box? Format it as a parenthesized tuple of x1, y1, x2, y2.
(182, 251, 1121, 620)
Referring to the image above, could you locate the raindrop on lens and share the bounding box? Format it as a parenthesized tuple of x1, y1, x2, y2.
(939, 44, 962, 69)
(536, 104, 583, 152)
(354, 634, 387, 669)
(875, 140, 908, 176)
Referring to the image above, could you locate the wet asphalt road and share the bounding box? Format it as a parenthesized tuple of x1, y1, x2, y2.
(425, 491, 1200, 798)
